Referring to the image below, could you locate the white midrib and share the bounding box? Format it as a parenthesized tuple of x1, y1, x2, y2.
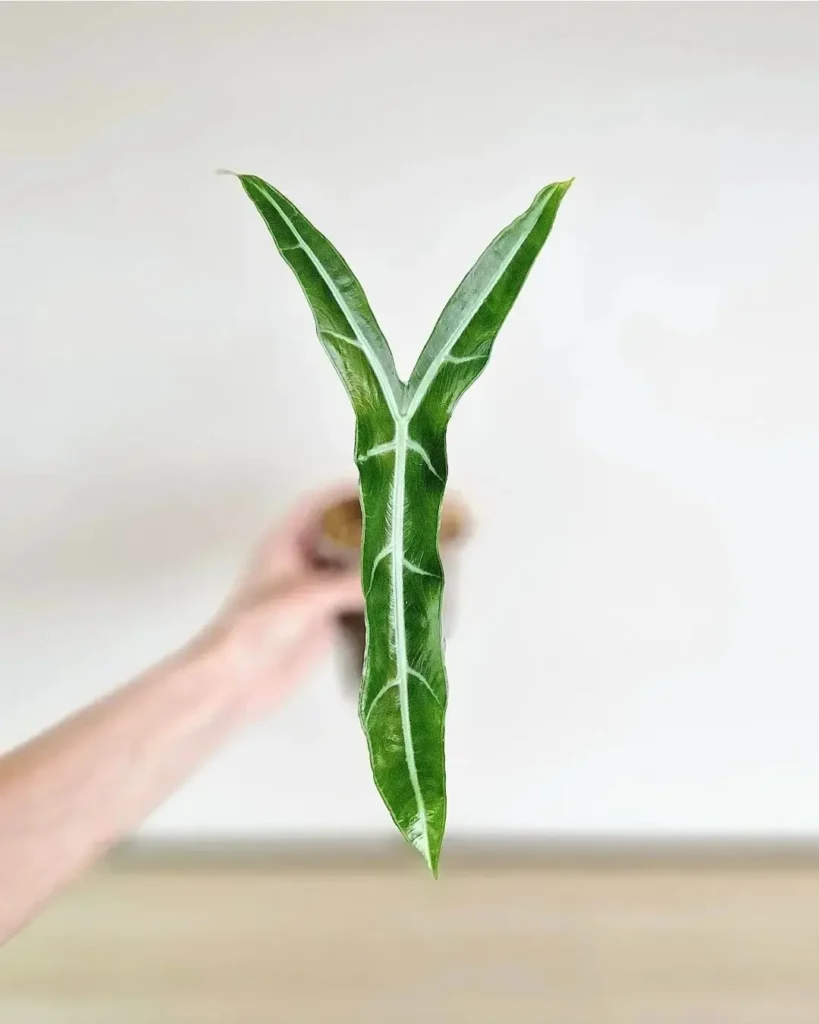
(355, 414, 433, 863)
(390, 417, 432, 866)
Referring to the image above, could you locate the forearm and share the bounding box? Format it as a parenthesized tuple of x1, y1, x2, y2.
(0, 629, 248, 944)
(0, 482, 362, 946)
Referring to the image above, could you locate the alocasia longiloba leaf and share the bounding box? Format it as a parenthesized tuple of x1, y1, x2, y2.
(230, 174, 572, 873)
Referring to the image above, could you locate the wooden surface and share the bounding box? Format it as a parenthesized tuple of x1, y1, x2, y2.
(3, 847, 819, 1023)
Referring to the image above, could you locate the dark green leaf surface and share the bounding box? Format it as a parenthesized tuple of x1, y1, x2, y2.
(233, 174, 572, 873)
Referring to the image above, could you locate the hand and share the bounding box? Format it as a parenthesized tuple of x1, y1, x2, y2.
(0, 482, 365, 945)
(200, 481, 364, 713)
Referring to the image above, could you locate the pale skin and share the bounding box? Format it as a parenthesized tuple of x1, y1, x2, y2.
(0, 483, 363, 946)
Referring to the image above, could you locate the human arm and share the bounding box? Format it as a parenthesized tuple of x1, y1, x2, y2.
(0, 483, 362, 945)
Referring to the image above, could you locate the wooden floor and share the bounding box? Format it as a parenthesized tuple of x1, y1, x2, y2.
(3, 845, 819, 1023)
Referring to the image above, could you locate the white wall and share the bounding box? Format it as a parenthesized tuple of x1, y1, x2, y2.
(2, 2, 819, 842)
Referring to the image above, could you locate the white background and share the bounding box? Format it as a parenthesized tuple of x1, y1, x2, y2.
(2, 2, 819, 842)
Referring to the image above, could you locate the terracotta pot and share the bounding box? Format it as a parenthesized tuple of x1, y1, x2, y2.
(312, 493, 471, 695)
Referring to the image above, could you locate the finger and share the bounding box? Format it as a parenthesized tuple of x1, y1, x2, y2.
(258, 479, 361, 577)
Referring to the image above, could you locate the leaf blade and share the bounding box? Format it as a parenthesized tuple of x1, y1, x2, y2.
(236, 174, 404, 418)
(407, 179, 573, 420)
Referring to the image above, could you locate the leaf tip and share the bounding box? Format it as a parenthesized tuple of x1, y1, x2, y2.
(407, 829, 442, 877)
(426, 840, 442, 879)
(532, 177, 574, 211)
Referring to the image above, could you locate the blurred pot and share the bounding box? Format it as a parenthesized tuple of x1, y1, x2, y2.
(312, 493, 471, 696)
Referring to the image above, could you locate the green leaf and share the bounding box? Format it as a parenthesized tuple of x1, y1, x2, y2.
(231, 173, 572, 874)
(406, 180, 574, 420)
